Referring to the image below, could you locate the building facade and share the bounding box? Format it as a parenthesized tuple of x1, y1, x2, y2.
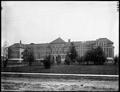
(8, 37, 114, 62)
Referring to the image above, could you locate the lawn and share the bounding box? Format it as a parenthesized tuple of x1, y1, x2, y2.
(1, 63, 119, 75)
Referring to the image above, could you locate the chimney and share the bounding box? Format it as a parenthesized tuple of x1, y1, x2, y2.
(20, 40, 22, 44)
(68, 39, 71, 43)
(20, 40, 22, 48)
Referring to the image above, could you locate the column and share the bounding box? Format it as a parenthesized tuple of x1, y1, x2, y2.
(108, 48, 110, 57)
(108, 47, 110, 57)
(104, 48, 106, 57)
(19, 48, 22, 63)
(112, 47, 114, 58)
(107, 48, 109, 57)
(110, 48, 112, 57)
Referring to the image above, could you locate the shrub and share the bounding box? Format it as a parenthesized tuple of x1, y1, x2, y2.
(114, 55, 119, 65)
(76, 56, 84, 64)
(69, 42, 78, 63)
(64, 55, 71, 65)
(3, 58, 8, 68)
(56, 55, 61, 65)
(43, 55, 51, 69)
(84, 46, 106, 65)
(50, 56, 54, 65)
(22, 47, 35, 66)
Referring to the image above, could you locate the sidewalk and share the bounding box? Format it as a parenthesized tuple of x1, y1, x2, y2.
(7, 64, 27, 67)
(1, 72, 118, 77)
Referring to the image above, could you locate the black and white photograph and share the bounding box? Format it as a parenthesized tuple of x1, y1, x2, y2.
(1, 1, 119, 91)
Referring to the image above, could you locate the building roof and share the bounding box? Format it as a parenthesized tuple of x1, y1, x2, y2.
(50, 37, 66, 44)
(9, 43, 20, 48)
(8, 43, 26, 49)
(8, 38, 113, 49)
(96, 38, 113, 44)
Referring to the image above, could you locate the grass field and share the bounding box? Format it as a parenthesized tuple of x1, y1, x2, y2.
(2, 63, 119, 75)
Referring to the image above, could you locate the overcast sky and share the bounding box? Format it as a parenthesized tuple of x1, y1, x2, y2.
(1, 1, 119, 55)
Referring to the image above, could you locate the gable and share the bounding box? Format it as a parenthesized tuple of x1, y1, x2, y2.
(50, 37, 66, 44)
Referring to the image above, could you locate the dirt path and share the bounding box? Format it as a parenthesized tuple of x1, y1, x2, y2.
(1, 77, 118, 91)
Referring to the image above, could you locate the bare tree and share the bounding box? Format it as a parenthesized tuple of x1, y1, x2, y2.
(2, 41, 8, 68)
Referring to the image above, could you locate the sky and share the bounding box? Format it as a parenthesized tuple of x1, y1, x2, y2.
(1, 1, 119, 56)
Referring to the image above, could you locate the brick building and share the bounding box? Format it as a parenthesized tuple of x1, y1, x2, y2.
(8, 37, 114, 63)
